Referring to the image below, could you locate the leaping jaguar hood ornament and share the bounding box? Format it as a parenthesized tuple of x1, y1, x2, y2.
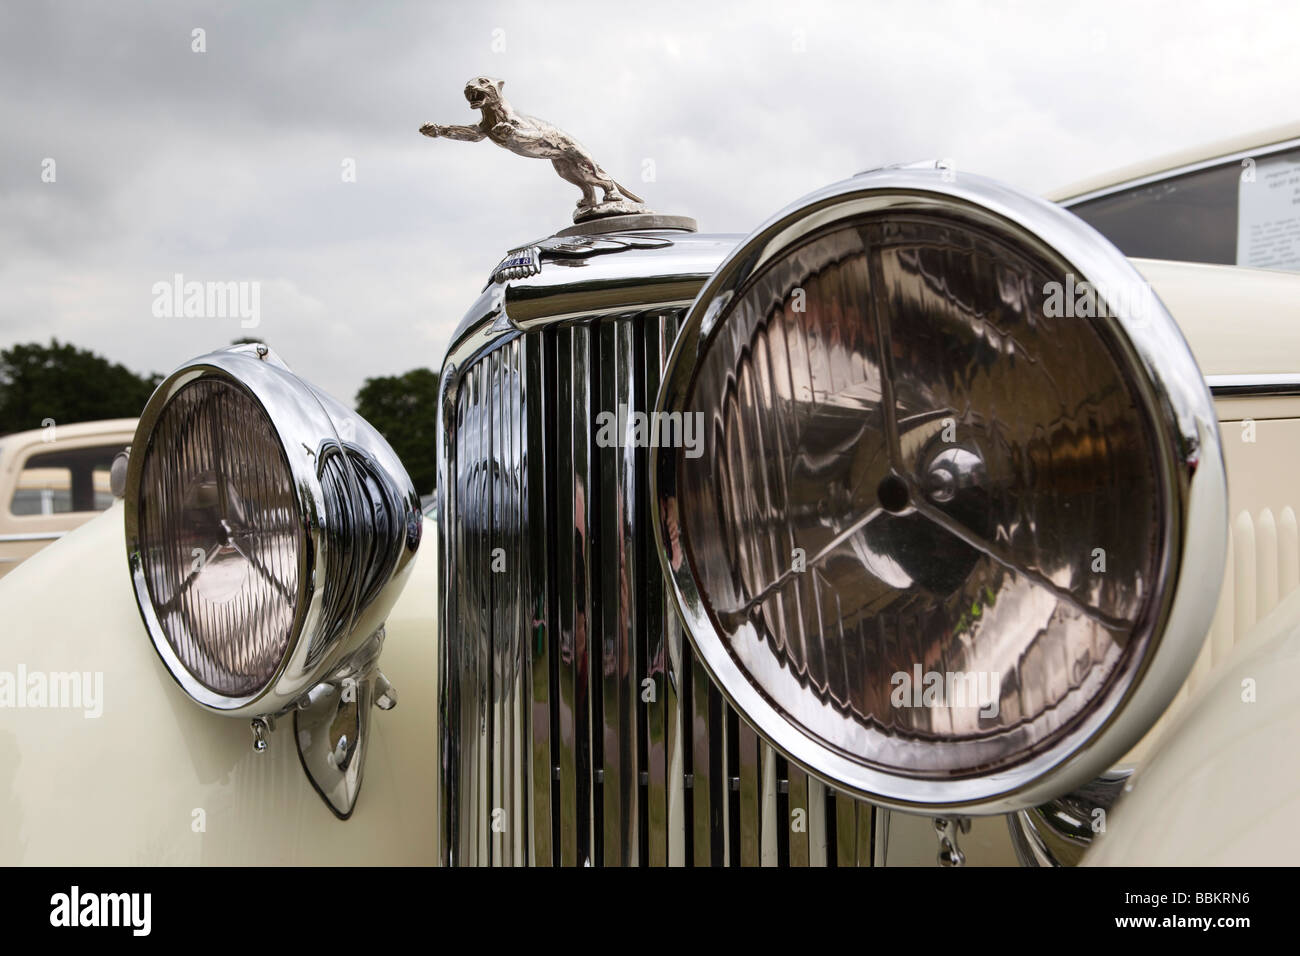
(420, 76, 693, 232)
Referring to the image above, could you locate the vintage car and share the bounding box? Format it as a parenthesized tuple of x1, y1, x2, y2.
(3, 88, 1299, 867)
(0, 419, 135, 580)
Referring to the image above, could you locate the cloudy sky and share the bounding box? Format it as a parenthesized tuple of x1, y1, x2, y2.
(2, 0, 1298, 404)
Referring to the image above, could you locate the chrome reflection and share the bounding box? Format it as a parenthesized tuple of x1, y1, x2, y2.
(124, 344, 422, 817)
(652, 168, 1227, 813)
(1008, 768, 1133, 866)
(126, 345, 421, 716)
(137, 377, 300, 697)
(293, 627, 397, 819)
(436, 286, 892, 865)
(678, 220, 1162, 778)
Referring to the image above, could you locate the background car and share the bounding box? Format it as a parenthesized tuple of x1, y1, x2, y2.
(0, 419, 135, 579)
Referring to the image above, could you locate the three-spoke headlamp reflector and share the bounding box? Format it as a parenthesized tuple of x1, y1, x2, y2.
(653, 171, 1226, 811)
(136, 377, 302, 698)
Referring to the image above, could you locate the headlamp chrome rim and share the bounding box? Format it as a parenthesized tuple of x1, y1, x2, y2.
(650, 168, 1228, 814)
(124, 345, 421, 718)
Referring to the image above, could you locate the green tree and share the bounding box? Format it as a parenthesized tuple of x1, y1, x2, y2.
(355, 367, 439, 494)
(0, 339, 161, 436)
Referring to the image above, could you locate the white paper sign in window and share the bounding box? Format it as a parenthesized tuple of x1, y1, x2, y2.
(1237, 151, 1300, 272)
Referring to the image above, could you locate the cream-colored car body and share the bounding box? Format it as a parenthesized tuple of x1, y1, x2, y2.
(0, 419, 135, 580)
(5, 129, 1300, 866)
(0, 505, 438, 864)
(1060, 126, 1300, 866)
(1085, 585, 1300, 865)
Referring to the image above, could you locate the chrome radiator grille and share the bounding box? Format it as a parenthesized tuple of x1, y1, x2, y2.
(439, 309, 878, 866)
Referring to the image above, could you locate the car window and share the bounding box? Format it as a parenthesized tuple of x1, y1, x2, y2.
(1068, 144, 1300, 272)
(9, 443, 124, 516)
(11, 467, 74, 515)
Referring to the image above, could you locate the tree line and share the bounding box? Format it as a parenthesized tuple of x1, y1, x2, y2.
(0, 340, 438, 494)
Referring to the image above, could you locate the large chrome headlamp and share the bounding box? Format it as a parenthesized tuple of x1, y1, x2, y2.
(124, 344, 421, 816)
(652, 168, 1227, 814)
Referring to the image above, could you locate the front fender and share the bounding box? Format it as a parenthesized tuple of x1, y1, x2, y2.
(1084, 585, 1300, 865)
(0, 502, 438, 865)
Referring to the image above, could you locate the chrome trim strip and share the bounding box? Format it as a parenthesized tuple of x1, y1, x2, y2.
(555, 323, 595, 865)
(524, 333, 553, 867)
(807, 775, 828, 866)
(873, 807, 891, 867)
(0, 531, 66, 542)
(719, 695, 732, 864)
(643, 313, 671, 866)
(600, 319, 640, 865)
(490, 349, 507, 865)
(834, 791, 859, 866)
(575, 326, 600, 865)
(759, 741, 779, 866)
(468, 359, 490, 864)
(738, 720, 760, 865)
(664, 603, 687, 866)
(788, 767, 810, 866)
(689, 649, 714, 864)
(490, 340, 526, 865)
(508, 340, 527, 865)
(1060, 136, 1300, 207)
(551, 328, 577, 865)
(1207, 373, 1300, 397)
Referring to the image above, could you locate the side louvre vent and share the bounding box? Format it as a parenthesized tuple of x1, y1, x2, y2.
(1131, 505, 1300, 759)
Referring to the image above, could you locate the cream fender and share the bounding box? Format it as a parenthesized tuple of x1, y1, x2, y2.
(1085, 586, 1300, 865)
(0, 503, 439, 865)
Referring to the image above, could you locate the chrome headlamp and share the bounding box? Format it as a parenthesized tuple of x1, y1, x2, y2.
(651, 168, 1227, 814)
(124, 344, 421, 816)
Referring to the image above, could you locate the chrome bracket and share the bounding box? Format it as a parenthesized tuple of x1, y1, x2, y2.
(292, 627, 395, 820)
(1007, 767, 1134, 866)
(934, 816, 971, 867)
(250, 715, 275, 753)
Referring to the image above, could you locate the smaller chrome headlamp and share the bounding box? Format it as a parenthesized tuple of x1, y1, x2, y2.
(124, 344, 421, 817)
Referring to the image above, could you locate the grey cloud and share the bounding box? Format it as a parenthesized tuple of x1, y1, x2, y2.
(2, 0, 1298, 405)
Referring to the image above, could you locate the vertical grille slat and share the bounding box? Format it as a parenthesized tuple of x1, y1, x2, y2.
(641, 312, 671, 866)
(596, 320, 620, 864)
(760, 744, 780, 866)
(440, 311, 877, 866)
(690, 653, 717, 866)
(490, 347, 506, 865)
(788, 765, 809, 866)
(555, 325, 594, 865)
(442, 375, 461, 863)
(525, 333, 553, 867)
(657, 313, 689, 867)
(738, 721, 761, 866)
(808, 775, 830, 866)
(834, 790, 875, 867)
(723, 701, 737, 865)
(476, 358, 493, 866)
(605, 318, 641, 866)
